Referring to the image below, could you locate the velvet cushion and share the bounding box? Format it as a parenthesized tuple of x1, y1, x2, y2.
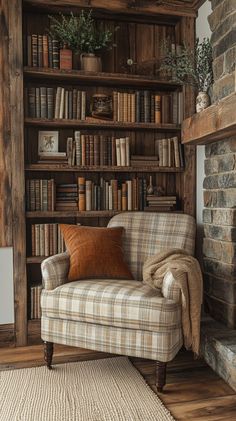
(60, 224, 134, 282)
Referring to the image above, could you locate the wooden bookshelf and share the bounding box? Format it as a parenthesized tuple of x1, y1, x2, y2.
(25, 118, 181, 132)
(24, 67, 181, 90)
(0, 0, 196, 346)
(25, 164, 184, 173)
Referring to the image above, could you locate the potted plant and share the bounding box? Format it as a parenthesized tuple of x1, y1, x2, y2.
(48, 13, 80, 70)
(77, 10, 114, 72)
(160, 38, 213, 113)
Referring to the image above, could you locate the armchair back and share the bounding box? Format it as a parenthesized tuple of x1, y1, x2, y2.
(108, 212, 196, 281)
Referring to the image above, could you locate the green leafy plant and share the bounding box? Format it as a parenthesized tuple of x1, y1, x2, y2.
(48, 12, 80, 51)
(48, 10, 116, 54)
(160, 38, 213, 92)
(77, 10, 114, 54)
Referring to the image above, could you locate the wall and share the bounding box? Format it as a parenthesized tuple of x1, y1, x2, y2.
(0, 248, 14, 324)
(196, 0, 212, 263)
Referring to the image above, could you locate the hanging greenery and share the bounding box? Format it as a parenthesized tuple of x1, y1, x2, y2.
(160, 38, 213, 92)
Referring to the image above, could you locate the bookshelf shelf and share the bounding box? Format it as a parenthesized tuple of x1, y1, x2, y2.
(25, 118, 181, 132)
(26, 210, 122, 218)
(24, 67, 181, 90)
(25, 164, 184, 173)
(27, 256, 46, 263)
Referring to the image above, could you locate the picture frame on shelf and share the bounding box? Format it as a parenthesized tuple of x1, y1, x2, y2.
(38, 131, 59, 154)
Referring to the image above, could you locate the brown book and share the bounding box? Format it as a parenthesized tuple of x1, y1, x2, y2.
(131, 93, 136, 123)
(113, 91, 118, 121)
(89, 135, 94, 166)
(39, 224, 45, 256)
(31, 225, 36, 256)
(94, 135, 100, 166)
(67, 137, 74, 166)
(81, 91, 86, 121)
(81, 134, 86, 166)
(111, 179, 118, 211)
(172, 136, 180, 168)
(60, 48, 72, 70)
(42, 35, 49, 68)
(35, 224, 40, 256)
(121, 182, 127, 211)
(154, 95, 161, 124)
(111, 136, 116, 166)
(162, 138, 168, 167)
(44, 223, 50, 256)
(85, 180, 92, 211)
(85, 135, 90, 166)
(72, 89, 77, 120)
(162, 94, 172, 124)
(78, 177, 85, 211)
(76, 91, 81, 120)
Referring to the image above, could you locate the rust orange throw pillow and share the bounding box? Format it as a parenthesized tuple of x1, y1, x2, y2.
(60, 224, 134, 282)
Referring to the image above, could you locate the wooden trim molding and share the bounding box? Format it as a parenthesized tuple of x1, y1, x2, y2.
(23, 0, 198, 17)
(182, 92, 236, 145)
(0, 323, 15, 347)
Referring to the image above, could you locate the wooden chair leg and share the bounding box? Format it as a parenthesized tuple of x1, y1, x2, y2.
(44, 341, 54, 370)
(156, 361, 167, 393)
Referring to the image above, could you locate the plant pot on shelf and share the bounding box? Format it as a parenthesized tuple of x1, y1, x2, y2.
(80, 53, 102, 72)
(196, 91, 210, 113)
(60, 44, 73, 70)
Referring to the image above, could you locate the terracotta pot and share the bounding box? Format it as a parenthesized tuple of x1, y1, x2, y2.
(80, 53, 102, 72)
(59, 45, 73, 70)
(196, 91, 210, 113)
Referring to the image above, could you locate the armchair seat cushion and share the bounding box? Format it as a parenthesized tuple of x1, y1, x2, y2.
(41, 279, 181, 333)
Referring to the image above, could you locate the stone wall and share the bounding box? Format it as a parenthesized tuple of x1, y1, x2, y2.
(202, 0, 236, 327)
(208, 0, 236, 102)
(203, 139, 236, 327)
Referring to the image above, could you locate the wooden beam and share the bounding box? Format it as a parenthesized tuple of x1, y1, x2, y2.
(9, 0, 27, 346)
(23, 0, 197, 17)
(0, 0, 13, 247)
(181, 16, 196, 218)
(182, 92, 236, 145)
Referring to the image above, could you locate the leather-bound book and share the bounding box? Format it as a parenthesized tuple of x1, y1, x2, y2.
(78, 177, 86, 211)
(42, 35, 49, 68)
(31, 34, 38, 67)
(121, 182, 127, 211)
(37, 35, 43, 67)
(154, 94, 161, 124)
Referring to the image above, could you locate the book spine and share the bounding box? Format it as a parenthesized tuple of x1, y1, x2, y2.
(48, 37, 53, 68)
(115, 138, 121, 166)
(35, 87, 40, 118)
(112, 179, 118, 211)
(76, 91, 81, 120)
(125, 137, 130, 166)
(81, 134, 86, 166)
(72, 89, 77, 120)
(78, 177, 85, 211)
(42, 35, 49, 68)
(127, 180, 132, 211)
(74, 131, 81, 166)
(120, 138, 126, 166)
(31, 224, 36, 256)
(59, 87, 65, 119)
(81, 91, 86, 121)
(154, 95, 161, 124)
(113, 91, 118, 121)
(28, 87, 36, 118)
(40, 87, 47, 119)
(68, 90, 73, 119)
(52, 39, 59, 69)
(35, 224, 40, 256)
(37, 35, 43, 67)
(143, 90, 150, 123)
(47, 87, 54, 119)
(27, 35, 32, 67)
(64, 90, 69, 119)
(85, 180, 92, 211)
(135, 91, 140, 123)
(45, 223, 50, 256)
(121, 182, 127, 211)
(31, 34, 38, 67)
(123, 92, 128, 123)
(94, 135, 100, 166)
(60, 48, 72, 70)
(89, 135, 94, 166)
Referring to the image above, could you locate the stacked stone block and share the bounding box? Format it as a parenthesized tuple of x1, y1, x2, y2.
(203, 139, 236, 327)
(208, 0, 236, 102)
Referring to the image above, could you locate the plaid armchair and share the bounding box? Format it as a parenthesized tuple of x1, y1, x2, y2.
(41, 212, 196, 392)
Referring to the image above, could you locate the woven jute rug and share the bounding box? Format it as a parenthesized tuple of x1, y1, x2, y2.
(0, 356, 175, 421)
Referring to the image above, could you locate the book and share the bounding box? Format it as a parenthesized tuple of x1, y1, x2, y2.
(115, 138, 121, 166)
(42, 35, 49, 68)
(120, 138, 126, 166)
(78, 177, 85, 211)
(154, 95, 161, 124)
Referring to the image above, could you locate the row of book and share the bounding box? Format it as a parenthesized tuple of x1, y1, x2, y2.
(113, 91, 183, 124)
(57, 134, 131, 167)
(56, 184, 78, 211)
(158, 137, 183, 168)
(31, 223, 66, 256)
(30, 285, 42, 319)
(26, 179, 55, 211)
(26, 87, 86, 120)
(78, 177, 148, 211)
(26, 34, 59, 69)
(26, 87, 183, 125)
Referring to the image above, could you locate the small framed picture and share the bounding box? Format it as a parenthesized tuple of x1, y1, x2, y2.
(38, 131, 59, 154)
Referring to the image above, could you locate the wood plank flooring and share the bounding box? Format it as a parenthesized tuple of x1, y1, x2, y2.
(0, 345, 235, 420)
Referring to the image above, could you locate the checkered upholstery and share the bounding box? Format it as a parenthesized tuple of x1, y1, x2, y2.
(41, 279, 181, 333)
(108, 212, 195, 280)
(41, 212, 196, 362)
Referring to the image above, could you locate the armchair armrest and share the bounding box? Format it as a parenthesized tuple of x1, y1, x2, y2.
(41, 252, 70, 290)
(162, 270, 184, 303)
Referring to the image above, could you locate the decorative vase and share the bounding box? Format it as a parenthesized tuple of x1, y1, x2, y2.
(147, 176, 154, 195)
(196, 91, 210, 113)
(80, 53, 102, 72)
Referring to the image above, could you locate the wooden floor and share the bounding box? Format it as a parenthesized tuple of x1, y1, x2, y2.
(0, 345, 236, 420)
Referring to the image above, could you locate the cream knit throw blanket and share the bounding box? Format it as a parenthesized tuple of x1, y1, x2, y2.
(143, 249, 203, 356)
